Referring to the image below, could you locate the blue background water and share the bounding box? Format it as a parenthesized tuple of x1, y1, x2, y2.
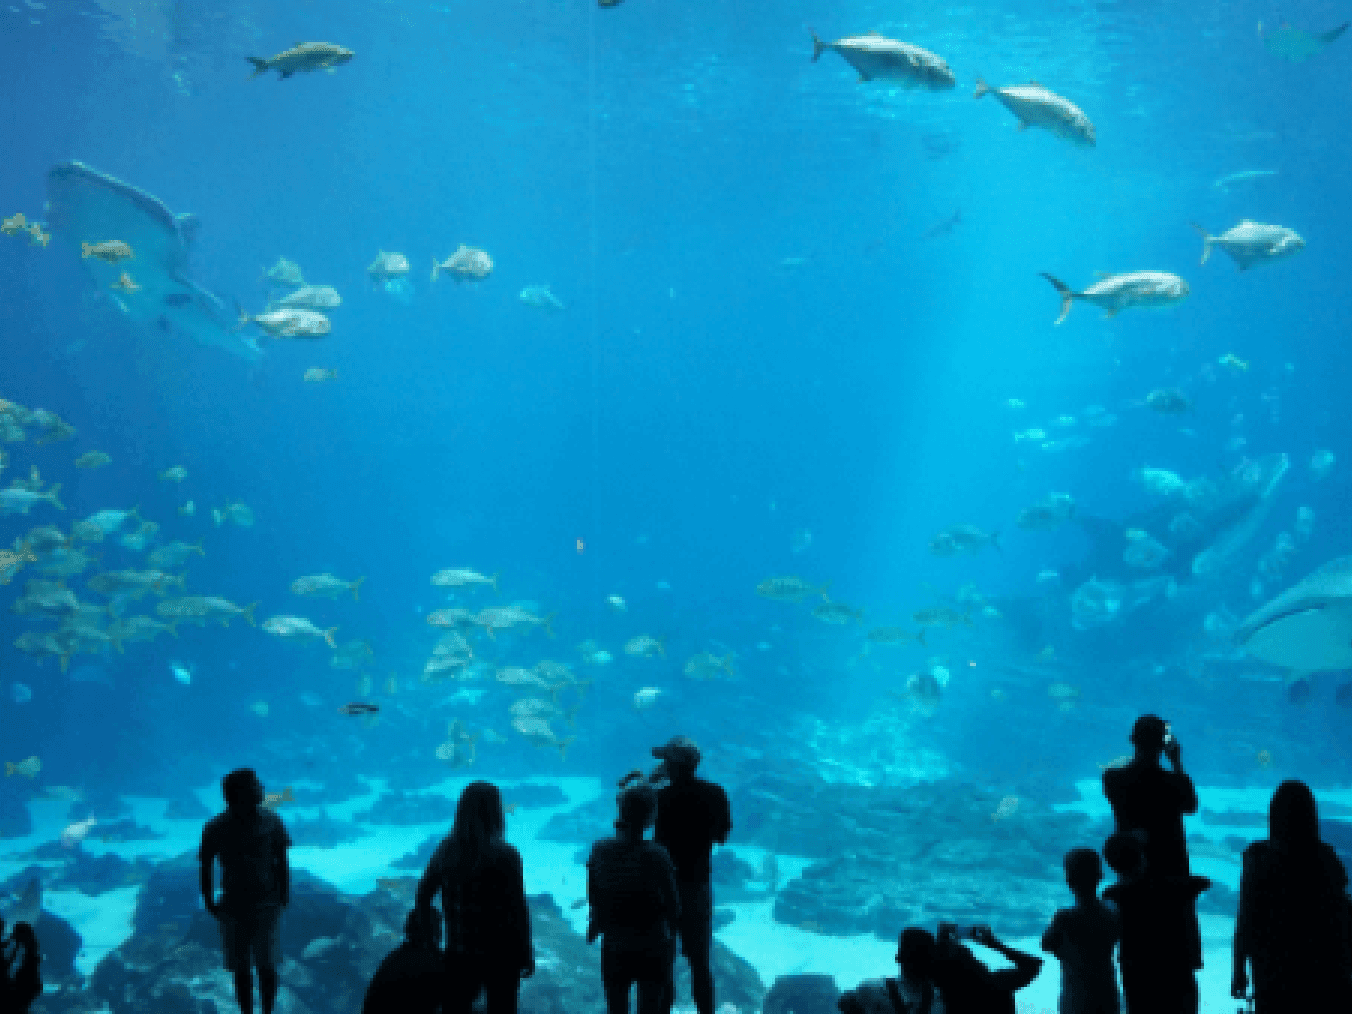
(2, 0, 1350, 810)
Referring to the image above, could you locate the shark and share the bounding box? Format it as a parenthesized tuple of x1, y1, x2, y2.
(1236, 557, 1352, 675)
(44, 161, 261, 361)
(1260, 21, 1348, 63)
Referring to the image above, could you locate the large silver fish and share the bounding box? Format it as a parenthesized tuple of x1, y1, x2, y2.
(248, 42, 354, 80)
(809, 30, 955, 90)
(1039, 271, 1189, 325)
(973, 79, 1095, 147)
(1191, 220, 1305, 270)
(45, 162, 261, 361)
(1236, 557, 1352, 674)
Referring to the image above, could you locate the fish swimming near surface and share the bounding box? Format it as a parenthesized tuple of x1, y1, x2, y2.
(1191, 220, 1305, 270)
(921, 210, 961, 241)
(248, 42, 354, 79)
(519, 285, 566, 311)
(809, 30, 955, 89)
(973, 79, 1096, 147)
(1211, 169, 1277, 193)
(45, 162, 261, 361)
(1039, 271, 1190, 325)
(1259, 20, 1348, 63)
(1235, 557, 1352, 676)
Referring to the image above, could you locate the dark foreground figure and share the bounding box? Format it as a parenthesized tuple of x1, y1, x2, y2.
(361, 907, 443, 1014)
(416, 780, 534, 1014)
(1, 918, 42, 1013)
(652, 736, 732, 1014)
(1102, 715, 1198, 878)
(1232, 779, 1352, 1014)
(588, 778, 681, 1014)
(199, 768, 293, 1014)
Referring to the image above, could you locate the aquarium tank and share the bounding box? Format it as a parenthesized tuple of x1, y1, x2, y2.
(1, 0, 1350, 1011)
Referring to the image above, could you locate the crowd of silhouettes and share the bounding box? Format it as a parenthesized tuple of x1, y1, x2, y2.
(194, 718, 1352, 1014)
(1, 915, 42, 1014)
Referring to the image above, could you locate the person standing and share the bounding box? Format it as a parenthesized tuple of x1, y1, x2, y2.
(1101, 715, 1198, 878)
(1041, 848, 1121, 1014)
(587, 778, 682, 1014)
(415, 780, 534, 1014)
(1232, 779, 1352, 1014)
(199, 768, 292, 1014)
(651, 737, 731, 1014)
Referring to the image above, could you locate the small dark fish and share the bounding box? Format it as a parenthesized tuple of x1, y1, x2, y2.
(922, 210, 961, 241)
(163, 293, 194, 308)
(338, 702, 379, 716)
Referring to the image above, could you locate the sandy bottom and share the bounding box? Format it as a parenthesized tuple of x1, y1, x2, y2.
(4, 773, 1343, 1013)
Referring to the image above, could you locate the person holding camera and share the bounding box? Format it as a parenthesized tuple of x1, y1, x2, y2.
(929, 923, 1043, 1014)
(1101, 716, 1198, 879)
(650, 736, 731, 1014)
(837, 926, 940, 1014)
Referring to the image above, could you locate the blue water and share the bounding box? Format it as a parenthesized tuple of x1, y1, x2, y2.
(2, 0, 1351, 897)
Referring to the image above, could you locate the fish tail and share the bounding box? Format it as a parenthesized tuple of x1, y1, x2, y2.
(242, 602, 258, 627)
(431, 257, 440, 283)
(4, 763, 11, 777)
(193, 540, 205, 556)
(1190, 223, 1213, 265)
(973, 76, 990, 99)
(352, 576, 365, 601)
(324, 625, 338, 648)
(490, 572, 500, 593)
(722, 654, 735, 675)
(809, 29, 826, 62)
(49, 483, 64, 511)
(657, 637, 665, 658)
(81, 242, 92, 258)
(247, 57, 270, 77)
(1039, 272, 1075, 325)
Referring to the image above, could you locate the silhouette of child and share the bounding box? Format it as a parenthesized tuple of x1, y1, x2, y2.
(1041, 847, 1121, 1014)
(1102, 833, 1208, 1014)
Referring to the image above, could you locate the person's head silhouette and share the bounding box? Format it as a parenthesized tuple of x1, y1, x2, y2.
(1268, 779, 1320, 848)
(1103, 832, 1146, 880)
(1129, 714, 1168, 762)
(616, 781, 658, 837)
(896, 926, 936, 980)
(222, 768, 264, 815)
(652, 735, 701, 782)
(1064, 847, 1104, 898)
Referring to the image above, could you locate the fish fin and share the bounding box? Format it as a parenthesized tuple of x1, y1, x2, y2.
(431, 257, 440, 283)
(1039, 273, 1075, 325)
(1322, 22, 1349, 43)
(81, 242, 91, 258)
(242, 602, 258, 627)
(1189, 222, 1213, 265)
(247, 57, 269, 77)
(491, 572, 500, 593)
(325, 626, 338, 649)
(49, 483, 64, 511)
(352, 576, 365, 602)
(194, 540, 205, 556)
(809, 29, 827, 62)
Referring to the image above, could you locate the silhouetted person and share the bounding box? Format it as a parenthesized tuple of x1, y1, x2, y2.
(837, 926, 938, 1014)
(199, 768, 292, 1014)
(1, 919, 42, 1013)
(651, 736, 732, 1014)
(1101, 716, 1197, 878)
(1232, 779, 1352, 1014)
(587, 778, 681, 1014)
(1101, 832, 1207, 1014)
(1042, 848, 1121, 1014)
(362, 907, 444, 1014)
(415, 781, 533, 1014)
(930, 923, 1042, 1014)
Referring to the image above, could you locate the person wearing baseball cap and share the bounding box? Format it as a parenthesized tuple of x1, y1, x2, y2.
(651, 737, 731, 1014)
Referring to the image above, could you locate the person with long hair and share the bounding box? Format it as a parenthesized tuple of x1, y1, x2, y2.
(1232, 779, 1352, 1013)
(415, 781, 534, 1014)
